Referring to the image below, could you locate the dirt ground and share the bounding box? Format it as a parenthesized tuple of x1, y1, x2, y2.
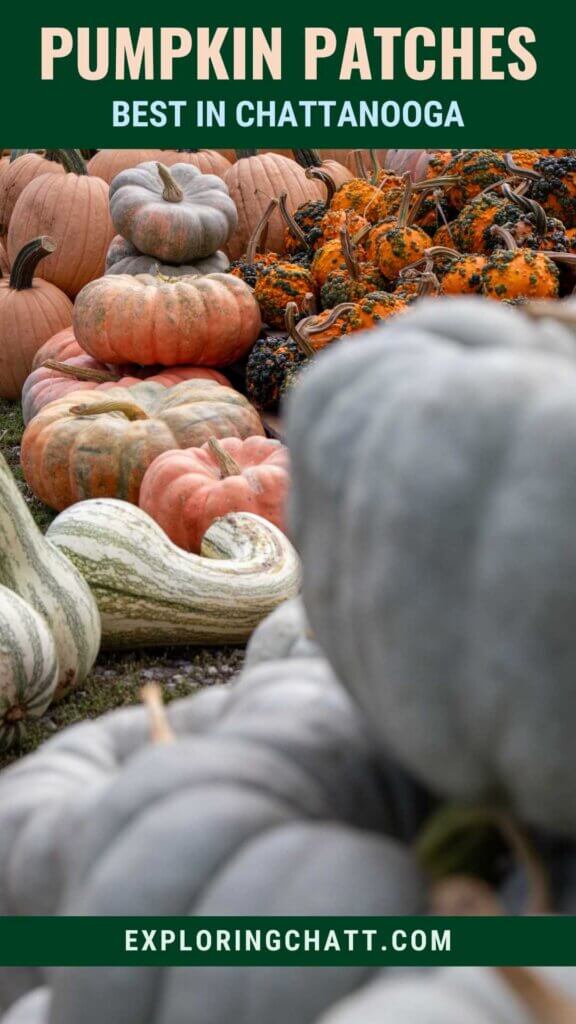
(0, 398, 244, 768)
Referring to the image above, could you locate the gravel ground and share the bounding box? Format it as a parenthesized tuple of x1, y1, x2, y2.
(0, 397, 245, 768)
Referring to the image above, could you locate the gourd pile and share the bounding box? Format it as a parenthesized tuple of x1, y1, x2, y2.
(2, 148, 576, 1022)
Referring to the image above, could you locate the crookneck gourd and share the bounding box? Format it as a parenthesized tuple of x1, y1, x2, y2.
(47, 502, 301, 648)
(0, 453, 100, 699)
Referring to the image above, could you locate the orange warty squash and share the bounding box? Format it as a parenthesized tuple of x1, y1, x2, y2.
(254, 261, 315, 327)
(481, 226, 560, 300)
(364, 174, 429, 280)
(87, 149, 165, 183)
(73, 272, 262, 367)
(224, 151, 322, 260)
(21, 379, 265, 510)
(0, 237, 73, 400)
(22, 353, 229, 424)
(7, 161, 113, 297)
(139, 435, 290, 553)
(0, 151, 85, 236)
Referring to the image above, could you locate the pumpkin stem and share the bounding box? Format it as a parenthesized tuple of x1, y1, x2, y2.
(206, 436, 242, 477)
(245, 199, 278, 263)
(141, 683, 175, 744)
(302, 291, 317, 316)
(70, 399, 149, 421)
(496, 968, 576, 1023)
(489, 225, 518, 251)
(156, 163, 184, 203)
(277, 192, 311, 250)
(9, 148, 87, 174)
(504, 153, 542, 181)
(304, 167, 336, 207)
(9, 236, 56, 291)
(424, 245, 461, 260)
(292, 149, 322, 169)
(502, 183, 548, 236)
(396, 173, 414, 230)
(235, 149, 259, 158)
(339, 226, 359, 281)
(416, 802, 552, 915)
(42, 360, 122, 384)
(285, 302, 316, 358)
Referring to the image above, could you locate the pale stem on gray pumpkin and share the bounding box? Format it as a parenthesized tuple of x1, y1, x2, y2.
(276, 191, 311, 249)
(156, 163, 184, 203)
(141, 684, 176, 745)
(207, 437, 242, 478)
(70, 399, 150, 421)
(245, 199, 278, 263)
(9, 236, 56, 291)
(42, 360, 122, 384)
(304, 167, 336, 207)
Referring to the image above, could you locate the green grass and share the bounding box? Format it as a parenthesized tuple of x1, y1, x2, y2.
(0, 397, 244, 768)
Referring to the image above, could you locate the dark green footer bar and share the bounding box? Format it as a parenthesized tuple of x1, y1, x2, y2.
(0, 918, 575, 967)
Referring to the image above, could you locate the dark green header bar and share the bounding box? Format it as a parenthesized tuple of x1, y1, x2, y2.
(0, 918, 575, 966)
(1, 1, 574, 146)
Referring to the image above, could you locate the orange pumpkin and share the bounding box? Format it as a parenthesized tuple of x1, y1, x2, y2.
(229, 198, 281, 286)
(0, 150, 86, 236)
(21, 379, 265, 511)
(365, 174, 430, 280)
(348, 291, 408, 329)
(254, 261, 316, 327)
(430, 248, 488, 295)
(22, 354, 229, 424)
(320, 227, 383, 308)
(0, 237, 73, 400)
(139, 435, 290, 553)
(32, 326, 82, 368)
(161, 149, 231, 179)
(0, 239, 8, 276)
(224, 151, 322, 260)
(312, 208, 369, 251)
(7, 163, 113, 297)
(73, 272, 262, 367)
(443, 150, 508, 209)
(481, 226, 560, 300)
(87, 149, 165, 183)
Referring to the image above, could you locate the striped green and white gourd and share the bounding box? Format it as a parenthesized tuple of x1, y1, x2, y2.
(0, 586, 59, 750)
(0, 453, 100, 699)
(47, 500, 301, 648)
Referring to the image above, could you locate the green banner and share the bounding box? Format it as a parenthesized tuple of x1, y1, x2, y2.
(0, 918, 575, 966)
(1, 0, 574, 146)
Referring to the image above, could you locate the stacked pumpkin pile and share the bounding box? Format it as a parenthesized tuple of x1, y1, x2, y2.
(4, 296, 576, 1022)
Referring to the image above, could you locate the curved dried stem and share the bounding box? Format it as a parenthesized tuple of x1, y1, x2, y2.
(277, 191, 310, 249)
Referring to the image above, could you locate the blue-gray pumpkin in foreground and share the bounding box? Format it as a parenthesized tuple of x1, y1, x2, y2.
(287, 297, 576, 838)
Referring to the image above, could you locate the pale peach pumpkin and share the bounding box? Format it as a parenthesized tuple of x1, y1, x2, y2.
(161, 150, 232, 179)
(0, 151, 85, 236)
(0, 237, 73, 400)
(139, 435, 290, 552)
(87, 149, 165, 183)
(7, 168, 114, 297)
(73, 272, 262, 367)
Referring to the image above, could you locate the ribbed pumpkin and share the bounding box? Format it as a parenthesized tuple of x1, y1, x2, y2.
(161, 149, 232, 178)
(87, 149, 165, 183)
(139, 435, 290, 553)
(21, 379, 265, 510)
(0, 238, 73, 400)
(224, 150, 322, 260)
(105, 234, 229, 278)
(73, 272, 262, 367)
(22, 355, 229, 424)
(7, 163, 113, 297)
(0, 585, 59, 752)
(0, 151, 87, 237)
(0, 239, 9, 276)
(32, 327, 80, 368)
(109, 162, 238, 263)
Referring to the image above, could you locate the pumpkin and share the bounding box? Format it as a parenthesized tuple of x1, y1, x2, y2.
(224, 150, 322, 260)
(21, 379, 264, 511)
(364, 175, 430, 280)
(287, 295, 576, 837)
(254, 261, 316, 327)
(73, 272, 262, 367)
(291, 148, 352, 190)
(109, 161, 237, 263)
(481, 227, 561, 300)
(0, 586, 59, 751)
(347, 291, 408, 329)
(22, 356, 229, 425)
(87, 149, 164, 183)
(526, 155, 576, 227)
(312, 208, 369, 251)
(384, 148, 440, 181)
(452, 191, 509, 253)
(7, 162, 113, 298)
(245, 307, 311, 411)
(31, 327, 81, 368)
(435, 249, 488, 295)
(318, 968, 576, 1024)
(0, 452, 100, 699)
(320, 227, 384, 308)
(0, 989, 50, 1022)
(444, 149, 508, 209)
(0, 237, 73, 400)
(0, 150, 86, 236)
(0, 240, 8, 276)
(104, 234, 230, 277)
(244, 597, 320, 667)
(139, 435, 290, 553)
(7, 655, 426, 1023)
(48, 504, 300, 647)
(157, 149, 232, 179)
